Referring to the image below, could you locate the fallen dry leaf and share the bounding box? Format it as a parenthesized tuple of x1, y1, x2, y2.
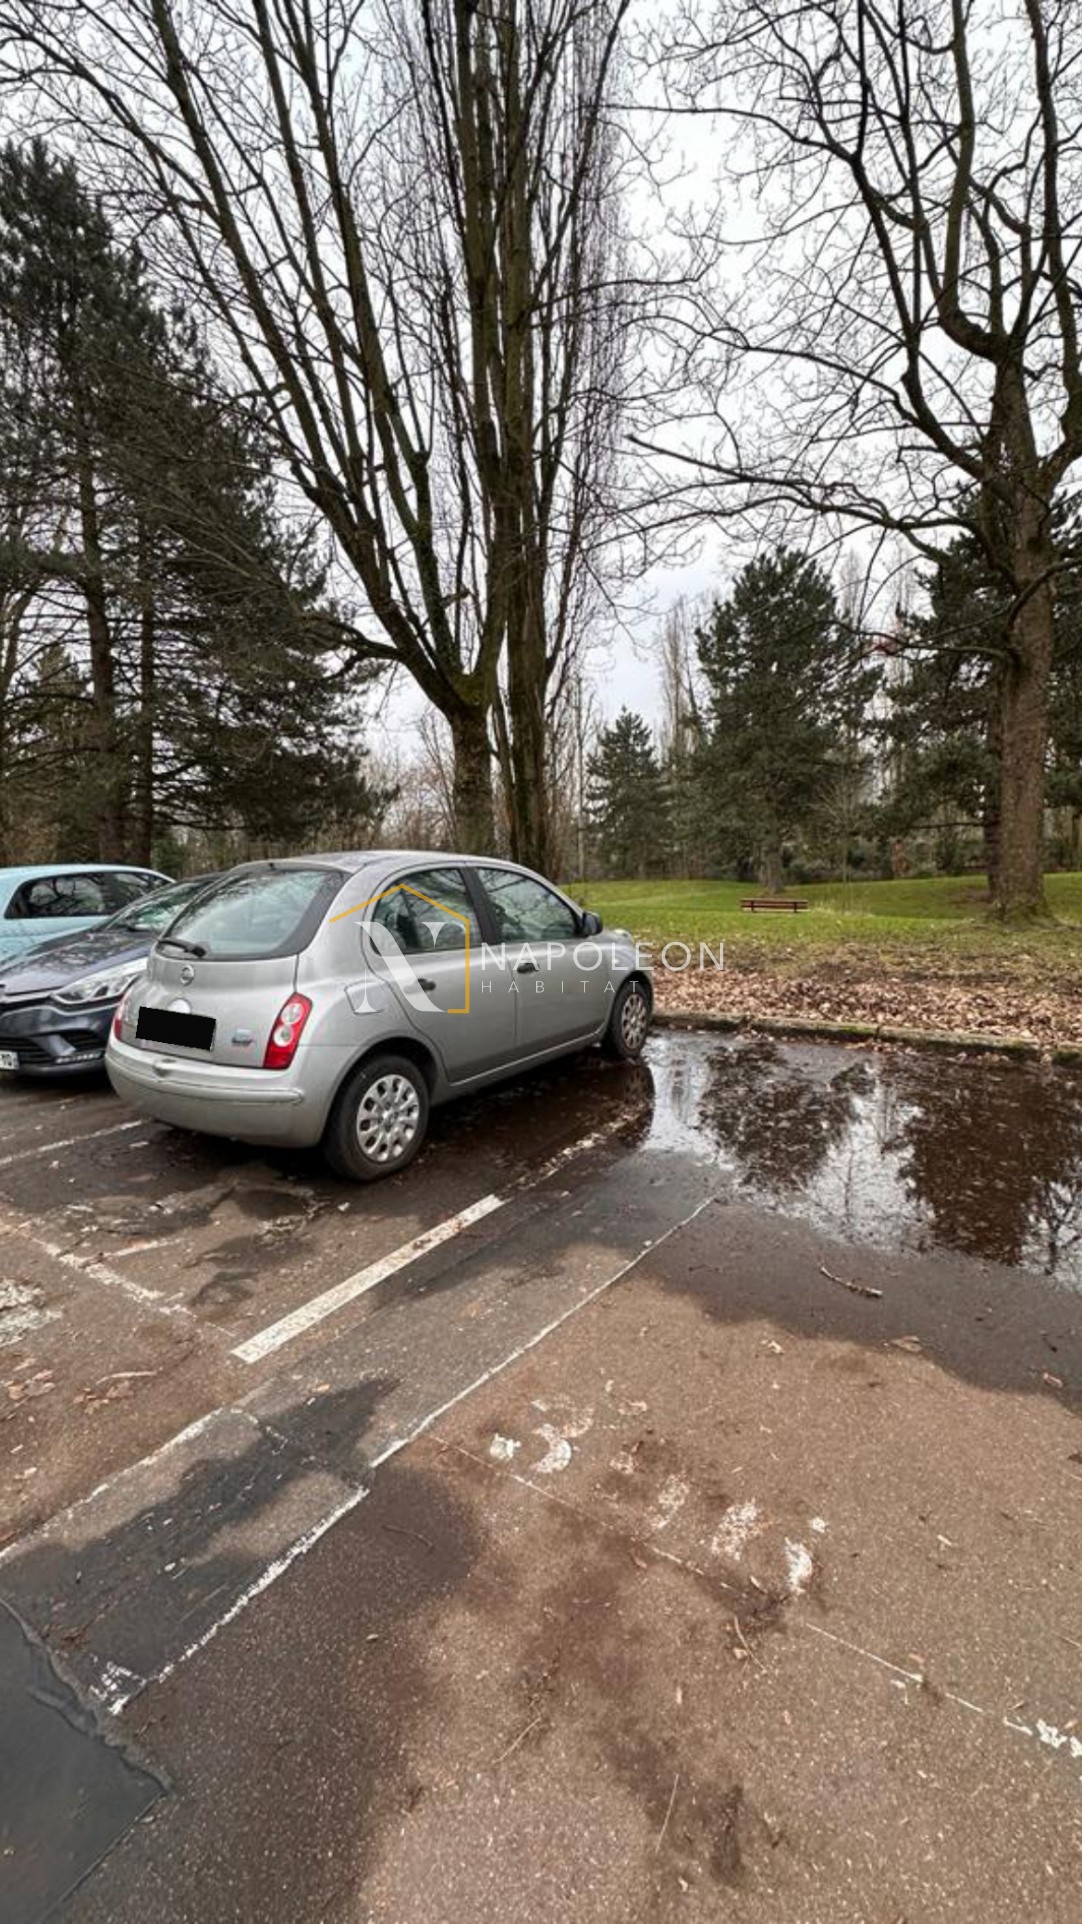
(653, 950, 1082, 1049)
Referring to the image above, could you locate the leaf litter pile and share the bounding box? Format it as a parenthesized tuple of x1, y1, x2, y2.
(654, 946, 1082, 1051)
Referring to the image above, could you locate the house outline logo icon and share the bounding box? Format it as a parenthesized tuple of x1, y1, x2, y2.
(330, 886, 471, 1014)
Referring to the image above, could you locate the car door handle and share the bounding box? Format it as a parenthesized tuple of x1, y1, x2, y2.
(516, 961, 538, 974)
(417, 977, 437, 992)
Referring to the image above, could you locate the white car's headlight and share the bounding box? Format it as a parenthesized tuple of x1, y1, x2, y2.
(54, 960, 149, 1006)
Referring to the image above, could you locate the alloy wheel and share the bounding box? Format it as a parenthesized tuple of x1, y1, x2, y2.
(356, 1072, 422, 1164)
(620, 987, 649, 1052)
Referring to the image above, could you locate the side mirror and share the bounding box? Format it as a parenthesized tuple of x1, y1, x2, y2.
(579, 908, 603, 937)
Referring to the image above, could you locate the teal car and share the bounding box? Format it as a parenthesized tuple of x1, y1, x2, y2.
(0, 865, 171, 967)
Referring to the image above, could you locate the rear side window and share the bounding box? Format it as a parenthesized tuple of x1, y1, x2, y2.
(370, 867, 481, 954)
(6, 872, 111, 919)
(159, 866, 343, 959)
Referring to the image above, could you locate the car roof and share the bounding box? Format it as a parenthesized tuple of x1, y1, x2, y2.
(227, 851, 529, 875)
(0, 863, 167, 883)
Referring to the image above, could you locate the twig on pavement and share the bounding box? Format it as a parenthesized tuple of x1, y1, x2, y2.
(733, 1615, 766, 1672)
(492, 1711, 545, 1766)
(818, 1263, 883, 1300)
(380, 1522, 435, 1551)
(657, 1771, 680, 1852)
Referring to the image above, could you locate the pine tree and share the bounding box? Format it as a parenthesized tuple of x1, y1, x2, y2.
(696, 547, 872, 889)
(0, 140, 383, 862)
(587, 709, 671, 878)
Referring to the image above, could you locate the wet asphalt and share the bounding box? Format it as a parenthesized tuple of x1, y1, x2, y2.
(1, 1028, 1081, 1921)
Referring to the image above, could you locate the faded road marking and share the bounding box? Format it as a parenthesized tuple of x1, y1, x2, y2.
(0, 1203, 200, 1316)
(0, 1117, 143, 1173)
(647, 1473, 690, 1531)
(69, 1198, 716, 1709)
(711, 1498, 763, 1561)
(534, 1426, 573, 1474)
(530, 1396, 593, 1473)
(0, 1280, 59, 1348)
(232, 1194, 507, 1362)
(0, 1407, 243, 1574)
(784, 1539, 814, 1595)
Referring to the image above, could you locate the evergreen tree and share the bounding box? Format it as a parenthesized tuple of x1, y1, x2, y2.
(587, 709, 671, 878)
(696, 547, 874, 889)
(0, 140, 383, 862)
(884, 503, 1082, 889)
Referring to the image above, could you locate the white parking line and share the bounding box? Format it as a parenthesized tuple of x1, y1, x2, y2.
(232, 1114, 636, 1367)
(0, 1117, 143, 1172)
(231, 1193, 507, 1363)
(0, 1203, 200, 1319)
(129, 1198, 715, 1710)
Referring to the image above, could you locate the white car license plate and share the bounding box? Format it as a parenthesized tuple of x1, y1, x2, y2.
(0, 1050, 19, 1072)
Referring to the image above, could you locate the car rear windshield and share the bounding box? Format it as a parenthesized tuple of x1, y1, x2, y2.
(157, 866, 343, 960)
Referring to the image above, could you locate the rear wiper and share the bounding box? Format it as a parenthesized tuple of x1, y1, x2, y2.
(157, 936, 208, 957)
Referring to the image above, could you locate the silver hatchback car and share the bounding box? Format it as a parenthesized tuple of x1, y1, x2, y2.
(106, 851, 652, 1180)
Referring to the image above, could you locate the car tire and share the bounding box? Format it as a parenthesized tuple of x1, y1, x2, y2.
(602, 977, 651, 1061)
(323, 1053, 430, 1182)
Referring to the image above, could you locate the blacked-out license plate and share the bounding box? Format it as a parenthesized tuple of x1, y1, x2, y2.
(136, 1007, 216, 1051)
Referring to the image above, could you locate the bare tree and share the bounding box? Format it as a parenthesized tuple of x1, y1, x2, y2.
(655, 0, 1082, 920)
(1, 0, 637, 864)
(657, 596, 699, 762)
(544, 662, 601, 877)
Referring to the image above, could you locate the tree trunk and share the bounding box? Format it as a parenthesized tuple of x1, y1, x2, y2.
(130, 519, 155, 866)
(505, 654, 550, 873)
(982, 668, 1003, 902)
(75, 436, 126, 860)
(995, 519, 1054, 922)
(760, 842, 784, 892)
(448, 705, 496, 853)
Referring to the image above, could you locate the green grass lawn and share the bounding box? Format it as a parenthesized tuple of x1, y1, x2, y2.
(577, 872, 1082, 977)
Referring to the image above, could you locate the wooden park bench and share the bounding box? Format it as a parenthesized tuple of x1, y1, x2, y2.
(739, 897, 809, 913)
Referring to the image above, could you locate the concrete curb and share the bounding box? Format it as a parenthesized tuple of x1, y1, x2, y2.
(652, 1008, 1066, 1062)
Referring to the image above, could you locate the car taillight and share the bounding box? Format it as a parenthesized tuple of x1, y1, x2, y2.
(262, 994, 312, 1070)
(112, 988, 134, 1040)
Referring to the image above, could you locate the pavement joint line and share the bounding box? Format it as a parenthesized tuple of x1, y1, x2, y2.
(800, 1620, 1082, 1789)
(435, 1437, 753, 1600)
(0, 1116, 143, 1172)
(72, 1196, 716, 1713)
(231, 1114, 639, 1367)
(434, 1441, 1082, 1796)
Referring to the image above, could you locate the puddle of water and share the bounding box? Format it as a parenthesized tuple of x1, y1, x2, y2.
(644, 1031, 1082, 1287)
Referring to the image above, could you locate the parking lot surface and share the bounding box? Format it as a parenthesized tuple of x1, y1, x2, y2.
(1, 1030, 1080, 1921)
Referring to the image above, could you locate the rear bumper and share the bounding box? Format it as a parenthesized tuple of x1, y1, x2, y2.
(0, 1000, 112, 1078)
(106, 1034, 323, 1146)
